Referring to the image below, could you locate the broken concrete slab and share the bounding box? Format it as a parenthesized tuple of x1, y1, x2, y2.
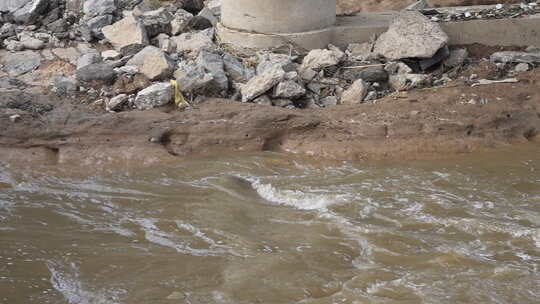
(196, 51, 228, 91)
(273, 80, 306, 99)
(126, 46, 175, 80)
(374, 11, 449, 60)
(174, 60, 214, 93)
(241, 66, 286, 102)
(257, 53, 295, 75)
(172, 28, 215, 54)
(102, 16, 149, 50)
(301, 48, 344, 72)
(135, 82, 173, 110)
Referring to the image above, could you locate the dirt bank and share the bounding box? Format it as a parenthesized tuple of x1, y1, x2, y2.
(1, 62, 539, 167)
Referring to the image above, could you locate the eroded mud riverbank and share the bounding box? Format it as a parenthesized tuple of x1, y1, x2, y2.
(1, 63, 539, 166)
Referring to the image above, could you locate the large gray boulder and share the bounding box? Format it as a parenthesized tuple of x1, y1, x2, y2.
(10, 0, 48, 24)
(174, 60, 214, 93)
(76, 63, 116, 83)
(374, 11, 449, 60)
(126, 46, 175, 80)
(135, 82, 173, 110)
(196, 51, 228, 91)
(102, 16, 149, 50)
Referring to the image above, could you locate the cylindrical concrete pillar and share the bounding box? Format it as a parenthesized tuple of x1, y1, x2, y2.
(221, 0, 336, 34)
(218, 0, 337, 50)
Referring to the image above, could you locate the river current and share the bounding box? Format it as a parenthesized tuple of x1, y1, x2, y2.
(1, 149, 539, 303)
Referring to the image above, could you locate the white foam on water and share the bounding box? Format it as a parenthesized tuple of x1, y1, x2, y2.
(248, 177, 348, 211)
(55, 210, 135, 238)
(534, 229, 540, 248)
(135, 218, 226, 256)
(176, 220, 219, 246)
(47, 260, 124, 304)
(0, 199, 15, 222)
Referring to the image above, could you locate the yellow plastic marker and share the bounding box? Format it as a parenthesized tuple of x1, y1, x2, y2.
(170, 79, 190, 109)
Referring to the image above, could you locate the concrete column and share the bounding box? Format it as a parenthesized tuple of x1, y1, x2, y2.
(218, 0, 337, 50)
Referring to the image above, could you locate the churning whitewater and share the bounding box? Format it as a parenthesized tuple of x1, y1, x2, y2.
(1, 151, 539, 303)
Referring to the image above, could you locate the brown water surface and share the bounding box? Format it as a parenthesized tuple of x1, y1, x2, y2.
(1, 149, 539, 303)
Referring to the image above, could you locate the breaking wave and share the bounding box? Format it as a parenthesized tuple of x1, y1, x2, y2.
(249, 177, 349, 211)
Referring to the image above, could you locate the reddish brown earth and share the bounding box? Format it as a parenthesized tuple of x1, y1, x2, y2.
(1, 60, 539, 167)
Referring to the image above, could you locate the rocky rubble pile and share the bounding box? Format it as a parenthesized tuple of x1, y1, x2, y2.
(422, 1, 539, 22)
(1, 0, 539, 112)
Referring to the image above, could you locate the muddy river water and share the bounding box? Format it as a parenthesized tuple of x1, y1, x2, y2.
(1, 149, 539, 303)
